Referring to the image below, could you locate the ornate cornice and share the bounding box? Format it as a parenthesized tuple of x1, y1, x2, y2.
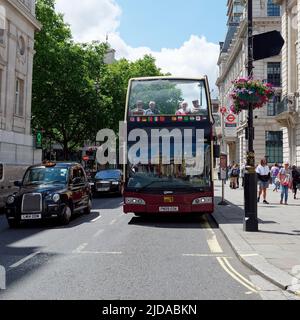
(6, 0, 41, 30)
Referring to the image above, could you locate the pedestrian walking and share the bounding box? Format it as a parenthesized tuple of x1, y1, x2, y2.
(278, 161, 292, 205)
(229, 164, 239, 189)
(291, 165, 300, 200)
(241, 162, 246, 188)
(270, 163, 280, 192)
(256, 159, 270, 204)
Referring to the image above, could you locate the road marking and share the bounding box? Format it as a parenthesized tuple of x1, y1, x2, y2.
(203, 218, 223, 254)
(182, 253, 230, 258)
(9, 251, 41, 269)
(93, 229, 104, 238)
(110, 219, 117, 225)
(241, 253, 259, 257)
(91, 215, 101, 222)
(79, 251, 122, 255)
(217, 257, 258, 293)
(73, 243, 88, 253)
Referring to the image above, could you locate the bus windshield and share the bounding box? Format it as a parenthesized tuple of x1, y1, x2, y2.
(128, 79, 208, 117)
(127, 143, 212, 192)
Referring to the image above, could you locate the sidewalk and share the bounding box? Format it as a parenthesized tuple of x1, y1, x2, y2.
(213, 180, 300, 296)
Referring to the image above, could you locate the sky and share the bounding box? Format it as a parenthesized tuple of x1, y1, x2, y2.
(55, 0, 228, 95)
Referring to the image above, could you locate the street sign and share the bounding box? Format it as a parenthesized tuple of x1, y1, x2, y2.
(226, 114, 236, 123)
(36, 131, 42, 149)
(253, 31, 285, 61)
(220, 154, 228, 180)
(220, 106, 227, 114)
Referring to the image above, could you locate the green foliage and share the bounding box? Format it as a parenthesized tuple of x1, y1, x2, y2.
(32, 0, 164, 159)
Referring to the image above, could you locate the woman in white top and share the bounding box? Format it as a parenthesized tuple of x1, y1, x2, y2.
(256, 159, 270, 204)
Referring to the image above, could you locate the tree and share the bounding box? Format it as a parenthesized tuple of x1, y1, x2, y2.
(32, 1, 166, 159)
(32, 0, 107, 159)
(100, 55, 164, 132)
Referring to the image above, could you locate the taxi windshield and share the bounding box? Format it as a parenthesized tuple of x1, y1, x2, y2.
(128, 79, 208, 117)
(23, 167, 68, 186)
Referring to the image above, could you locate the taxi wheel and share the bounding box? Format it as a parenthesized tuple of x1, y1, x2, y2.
(84, 198, 92, 215)
(59, 205, 72, 225)
(7, 218, 20, 228)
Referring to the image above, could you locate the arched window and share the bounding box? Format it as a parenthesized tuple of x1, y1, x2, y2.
(267, 0, 281, 17)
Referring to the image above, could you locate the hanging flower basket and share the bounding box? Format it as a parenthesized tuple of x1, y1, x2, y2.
(229, 77, 275, 114)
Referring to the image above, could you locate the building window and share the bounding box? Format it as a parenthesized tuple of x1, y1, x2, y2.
(267, 94, 281, 116)
(267, 62, 281, 87)
(267, 0, 280, 17)
(266, 131, 283, 164)
(15, 78, 24, 116)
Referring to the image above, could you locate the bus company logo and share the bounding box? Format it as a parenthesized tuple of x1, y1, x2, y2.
(0, 265, 6, 290)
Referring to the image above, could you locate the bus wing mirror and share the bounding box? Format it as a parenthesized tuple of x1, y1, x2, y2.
(213, 145, 220, 159)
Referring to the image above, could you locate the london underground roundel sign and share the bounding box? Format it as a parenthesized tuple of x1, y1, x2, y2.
(226, 114, 236, 123)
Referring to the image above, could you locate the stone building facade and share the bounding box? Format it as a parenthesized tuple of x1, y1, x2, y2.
(216, 0, 284, 166)
(0, 0, 41, 207)
(273, 0, 300, 166)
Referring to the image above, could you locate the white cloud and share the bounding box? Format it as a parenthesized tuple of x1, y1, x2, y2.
(55, 0, 219, 93)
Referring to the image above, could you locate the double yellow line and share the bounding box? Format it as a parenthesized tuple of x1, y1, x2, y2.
(203, 216, 259, 293)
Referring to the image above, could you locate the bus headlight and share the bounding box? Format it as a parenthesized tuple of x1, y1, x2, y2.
(52, 194, 60, 203)
(6, 196, 15, 205)
(192, 197, 213, 205)
(125, 197, 146, 205)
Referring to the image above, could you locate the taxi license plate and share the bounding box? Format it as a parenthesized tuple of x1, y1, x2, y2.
(21, 214, 42, 220)
(159, 207, 179, 212)
(98, 188, 110, 192)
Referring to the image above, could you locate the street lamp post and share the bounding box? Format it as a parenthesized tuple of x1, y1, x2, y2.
(244, 0, 258, 232)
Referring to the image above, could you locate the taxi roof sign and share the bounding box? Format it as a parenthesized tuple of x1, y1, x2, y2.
(42, 161, 57, 167)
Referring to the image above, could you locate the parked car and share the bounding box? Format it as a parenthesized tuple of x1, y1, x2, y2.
(5, 162, 92, 228)
(93, 169, 124, 196)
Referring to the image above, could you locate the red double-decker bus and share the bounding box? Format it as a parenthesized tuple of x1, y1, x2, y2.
(123, 76, 219, 216)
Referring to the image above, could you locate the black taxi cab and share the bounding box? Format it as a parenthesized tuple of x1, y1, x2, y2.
(5, 162, 92, 228)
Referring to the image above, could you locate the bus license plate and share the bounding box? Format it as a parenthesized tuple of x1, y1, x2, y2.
(21, 214, 42, 220)
(159, 207, 179, 212)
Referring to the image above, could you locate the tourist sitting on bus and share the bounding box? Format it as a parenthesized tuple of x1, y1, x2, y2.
(131, 101, 145, 116)
(145, 101, 160, 115)
(191, 100, 201, 114)
(176, 101, 190, 115)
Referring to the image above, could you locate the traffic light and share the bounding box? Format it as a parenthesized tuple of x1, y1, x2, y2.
(36, 131, 43, 149)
